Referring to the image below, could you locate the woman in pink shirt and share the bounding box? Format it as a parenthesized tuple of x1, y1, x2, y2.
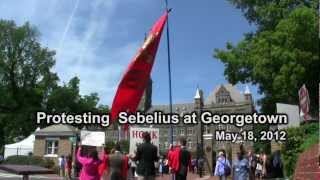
(77, 146, 102, 180)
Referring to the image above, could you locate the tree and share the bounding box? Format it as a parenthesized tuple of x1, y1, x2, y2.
(215, 1, 319, 114)
(0, 20, 109, 152)
(46, 77, 100, 113)
(0, 20, 58, 149)
(215, 1, 319, 153)
(227, 0, 318, 31)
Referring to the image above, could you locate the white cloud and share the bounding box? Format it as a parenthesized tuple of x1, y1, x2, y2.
(0, 0, 140, 105)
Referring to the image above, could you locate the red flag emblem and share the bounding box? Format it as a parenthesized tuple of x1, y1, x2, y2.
(110, 12, 168, 127)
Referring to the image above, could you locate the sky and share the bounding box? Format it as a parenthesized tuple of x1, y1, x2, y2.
(0, 0, 263, 109)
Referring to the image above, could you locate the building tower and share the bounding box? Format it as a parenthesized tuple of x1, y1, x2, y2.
(244, 85, 252, 102)
(194, 87, 204, 158)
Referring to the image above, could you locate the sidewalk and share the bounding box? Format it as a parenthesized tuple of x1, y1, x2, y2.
(155, 173, 218, 180)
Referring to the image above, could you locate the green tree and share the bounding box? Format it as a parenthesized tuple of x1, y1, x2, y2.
(0, 20, 58, 149)
(46, 77, 100, 113)
(215, 1, 319, 114)
(0, 20, 109, 152)
(215, 1, 319, 152)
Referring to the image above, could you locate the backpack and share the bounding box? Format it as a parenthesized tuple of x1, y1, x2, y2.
(223, 159, 231, 176)
(218, 159, 231, 176)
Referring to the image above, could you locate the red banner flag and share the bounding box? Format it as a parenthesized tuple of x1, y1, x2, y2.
(110, 12, 168, 126)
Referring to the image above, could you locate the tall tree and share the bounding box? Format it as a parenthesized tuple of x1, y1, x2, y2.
(215, 0, 319, 153)
(215, 0, 319, 114)
(46, 76, 101, 113)
(0, 20, 109, 152)
(0, 20, 58, 149)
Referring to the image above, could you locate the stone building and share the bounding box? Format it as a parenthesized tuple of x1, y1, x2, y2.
(105, 83, 255, 161)
(146, 84, 255, 159)
(144, 83, 255, 172)
(33, 124, 78, 163)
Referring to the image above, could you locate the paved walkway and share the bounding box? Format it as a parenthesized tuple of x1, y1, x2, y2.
(0, 171, 217, 180)
(0, 170, 62, 180)
(156, 174, 216, 180)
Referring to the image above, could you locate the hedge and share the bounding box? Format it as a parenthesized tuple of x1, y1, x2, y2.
(3, 155, 55, 169)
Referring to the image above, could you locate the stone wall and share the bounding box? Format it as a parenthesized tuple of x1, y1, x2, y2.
(33, 137, 46, 156)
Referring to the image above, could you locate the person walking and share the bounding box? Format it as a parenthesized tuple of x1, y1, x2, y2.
(214, 151, 231, 180)
(158, 157, 164, 177)
(248, 150, 257, 180)
(98, 147, 109, 180)
(175, 137, 191, 180)
(255, 154, 263, 179)
(167, 144, 175, 173)
(272, 150, 284, 178)
(58, 155, 65, 177)
(233, 151, 249, 180)
(131, 132, 159, 180)
(77, 145, 102, 180)
(129, 158, 137, 178)
(65, 155, 72, 180)
(107, 143, 128, 180)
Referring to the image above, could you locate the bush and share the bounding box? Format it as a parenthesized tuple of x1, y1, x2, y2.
(281, 122, 319, 177)
(3, 155, 55, 169)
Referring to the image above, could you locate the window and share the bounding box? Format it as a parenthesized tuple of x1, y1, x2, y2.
(179, 128, 185, 136)
(216, 87, 232, 104)
(173, 129, 177, 136)
(46, 140, 58, 155)
(187, 141, 193, 149)
(162, 129, 168, 136)
(187, 127, 193, 135)
(204, 125, 211, 134)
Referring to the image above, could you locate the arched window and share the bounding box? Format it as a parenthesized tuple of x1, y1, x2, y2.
(216, 86, 232, 104)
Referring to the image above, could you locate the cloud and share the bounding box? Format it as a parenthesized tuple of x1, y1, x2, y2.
(0, 0, 140, 105)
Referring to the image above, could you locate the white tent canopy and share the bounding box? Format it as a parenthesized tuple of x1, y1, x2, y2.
(4, 127, 40, 159)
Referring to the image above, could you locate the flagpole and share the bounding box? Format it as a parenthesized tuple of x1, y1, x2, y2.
(164, 1, 175, 180)
(164, 0, 173, 145)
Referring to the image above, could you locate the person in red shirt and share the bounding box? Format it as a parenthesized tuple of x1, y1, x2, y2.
(170, 138, 191, 180)
(167, 144, 175, 170)
(98, 147, 109, 179)
(65, 155, 72, 180)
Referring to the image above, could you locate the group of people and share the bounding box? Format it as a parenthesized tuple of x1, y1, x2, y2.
(58, 154, 72, 179)
(76, 132, 191, 180)
(214, 145, 284, 180)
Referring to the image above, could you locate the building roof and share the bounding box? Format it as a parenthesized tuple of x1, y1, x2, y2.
(147, 103, 194, 115)
(194, 88, 201, 99)
(205, 84, 245, 104)
(35, 124, 78, 137)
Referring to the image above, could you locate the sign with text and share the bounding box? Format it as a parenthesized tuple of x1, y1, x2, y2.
(80, 130, 105, 147)
(129, 127, 159, 155)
